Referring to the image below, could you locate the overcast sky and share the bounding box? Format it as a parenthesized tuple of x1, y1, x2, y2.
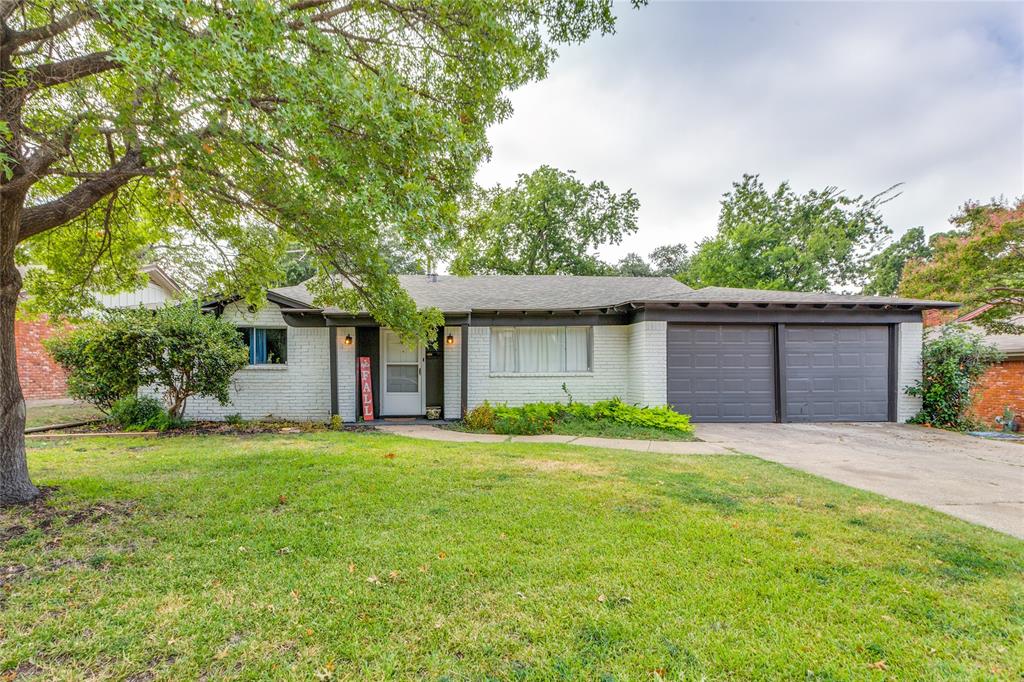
(475, 0, 1024, 264)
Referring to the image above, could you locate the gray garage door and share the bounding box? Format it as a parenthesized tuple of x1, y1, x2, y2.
(667, 324, 775, 422)
(782, 325, 889, 422)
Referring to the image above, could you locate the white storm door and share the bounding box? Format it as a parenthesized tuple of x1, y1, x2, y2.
(380, 329, 423, 416)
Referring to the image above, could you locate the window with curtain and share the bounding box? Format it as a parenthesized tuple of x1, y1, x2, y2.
(239, 327, 288, 365)
(490, 327, 592, 373)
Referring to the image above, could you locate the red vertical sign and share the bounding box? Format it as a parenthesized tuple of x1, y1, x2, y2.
(359, 356, 374, 421)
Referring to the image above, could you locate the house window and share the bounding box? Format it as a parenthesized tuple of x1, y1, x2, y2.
(490, 326, 592, 373)
(239, 327, 288, 365)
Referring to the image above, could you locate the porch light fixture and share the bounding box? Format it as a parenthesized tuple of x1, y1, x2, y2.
(344, 334, 353, 346)
(446, 333, 455, 346)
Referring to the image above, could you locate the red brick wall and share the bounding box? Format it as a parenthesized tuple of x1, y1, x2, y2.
(14, 315, 69, 400)
(971, 359, 1024, 427)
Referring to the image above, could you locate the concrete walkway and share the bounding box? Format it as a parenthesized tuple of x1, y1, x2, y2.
(697, 422, 1024, 538)
(374, 424, 733, 454)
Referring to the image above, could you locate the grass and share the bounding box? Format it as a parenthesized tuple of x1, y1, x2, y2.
(448, 418, 697, 441)
(24, 401, 103, 429)
(3, 433, 1022, 680)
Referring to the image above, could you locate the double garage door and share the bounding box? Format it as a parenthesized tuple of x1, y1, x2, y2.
(667, 324, 891, 423)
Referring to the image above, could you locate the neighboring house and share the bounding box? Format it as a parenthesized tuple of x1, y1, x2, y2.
(192, 275, 956, 424)
(16, 264, 181, 400)
(926, 306, 1024, 426)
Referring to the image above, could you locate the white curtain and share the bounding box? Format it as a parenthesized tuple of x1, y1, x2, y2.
(490, 328, 518, 372)
(565, 327, 590, 372)
(517, 327, 565, 372)
(490, 327, 592, 373)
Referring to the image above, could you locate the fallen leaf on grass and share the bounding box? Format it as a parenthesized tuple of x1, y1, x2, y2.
(276, 547, 292, 555)
(348, 562, 355, 574)
(597, 594, 606, 603)
(384, 453, 396, 460)
(366, 575, 380, 584)
(437, 551, 447, 560)
(868, 660, 888, 671)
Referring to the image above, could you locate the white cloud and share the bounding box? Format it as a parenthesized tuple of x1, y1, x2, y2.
(476, 1, 1024, 263)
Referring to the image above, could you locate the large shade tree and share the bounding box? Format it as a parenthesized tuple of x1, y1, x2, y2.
(0, 0, 626, 503)
(450, 165, 640, 275)
(685, 174, 898, 291)
(899, 198, 1024, 333)
(861, 227, 931, 296)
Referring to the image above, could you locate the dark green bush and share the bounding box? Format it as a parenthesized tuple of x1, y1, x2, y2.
(45, 314, 154, 411)
(109, 396, 170, 431)
(47, 303, 249, 419)
(907, 325, 1003, 430)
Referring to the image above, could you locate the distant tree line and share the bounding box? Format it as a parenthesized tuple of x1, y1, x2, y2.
(450, 166, 1020, 334)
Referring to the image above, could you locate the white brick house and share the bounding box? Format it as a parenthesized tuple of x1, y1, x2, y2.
(190, 275, 956, 424)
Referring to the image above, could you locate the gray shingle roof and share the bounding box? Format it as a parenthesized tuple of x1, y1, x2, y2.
(670, 286, 959, 308)
(272, 275, 694, 313)
(270, 277, 957, 313)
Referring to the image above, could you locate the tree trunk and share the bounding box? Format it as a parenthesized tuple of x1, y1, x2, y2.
(0, 244, 39, 505)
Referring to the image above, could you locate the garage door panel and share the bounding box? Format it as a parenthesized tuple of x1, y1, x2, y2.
(667, 324, 775, 423)
(784, 325, 889, 422)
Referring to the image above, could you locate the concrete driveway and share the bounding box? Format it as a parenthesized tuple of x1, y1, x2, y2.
(696, 422, 1024, 538)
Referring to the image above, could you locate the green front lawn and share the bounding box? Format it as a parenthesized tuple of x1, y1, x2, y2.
(4, 433, 1021, 680)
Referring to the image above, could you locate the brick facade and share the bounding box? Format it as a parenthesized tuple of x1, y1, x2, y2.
(15, 315, 69, 400)
(971, 359, 1024, 427)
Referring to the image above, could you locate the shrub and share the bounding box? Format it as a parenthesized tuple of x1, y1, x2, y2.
(109, 396, 169, 431)
(226, 413, 245, 426)
(591, 399, 693, 433)
(464, 401, 496, 431)
(473, 398, 694, 436)
(493, 402, 561, 435)
(45, 314, 153, 411)
(48, 303, 249, 419)
(907, 325, 1003, 430)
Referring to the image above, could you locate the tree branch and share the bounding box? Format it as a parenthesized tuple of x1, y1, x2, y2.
(4, 9, 95, 52)
(23, 50, 120, 90)
(17, 149, 148, 242)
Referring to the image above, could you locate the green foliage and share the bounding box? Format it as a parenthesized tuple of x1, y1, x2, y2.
(48, 304, 249, 419)
(451, 166, 640, 276)
(481, 398, 694, 436)
(906, 326, 1003, 430)
(108, 396, 172, 431)
(144, 304, 251, 418)
(464, 401, 496, 431)
(10, 1, 622, 346)
(685, 174, 896, 291)
(329, 414, 343, 431)
(225, 413, 246, 427)
(493, 402, 561, 435)
(861, 227, 932, 296)
(45, 314, 153, 412)
(615, 243, 690, 278)
(899, 198, 1024, 334)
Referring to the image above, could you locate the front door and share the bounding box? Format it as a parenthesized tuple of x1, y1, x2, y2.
(380, 329, 424, 416)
